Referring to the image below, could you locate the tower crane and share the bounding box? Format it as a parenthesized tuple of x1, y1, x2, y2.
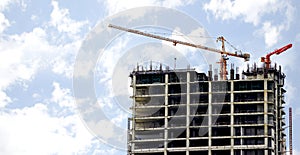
(108, 24, 250, 80)
(261, 44, 292, 69)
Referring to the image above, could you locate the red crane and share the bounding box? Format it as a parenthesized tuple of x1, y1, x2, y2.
(261, 44, 292, 69)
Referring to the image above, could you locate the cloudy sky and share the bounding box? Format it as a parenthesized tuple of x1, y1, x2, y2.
(0, 0, 300, 154)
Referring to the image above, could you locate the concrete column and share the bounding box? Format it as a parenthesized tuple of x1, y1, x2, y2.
(230, 81, 234, 155)
(208, 81, 212, 155)
(186, 71, 190, 155)
(164, 74, 168, 155)
(264, 79, 268, 155)
(132, 75, 136, 154)
(275, 79, 278, 154)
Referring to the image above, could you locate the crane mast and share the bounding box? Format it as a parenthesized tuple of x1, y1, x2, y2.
(108, 24, 250, 80)
(217, 36, 229, 80)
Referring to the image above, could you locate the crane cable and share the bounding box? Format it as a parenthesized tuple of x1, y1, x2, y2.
(224, 39, 242, 55)
(141, 30, 215, 39)
(138, 30, 243, 54)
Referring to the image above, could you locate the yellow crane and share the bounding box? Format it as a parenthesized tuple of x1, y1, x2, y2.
(108, 24, 250, 80)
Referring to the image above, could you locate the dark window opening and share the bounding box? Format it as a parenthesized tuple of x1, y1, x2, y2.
(167, 140, 186, 148)
(212, 93, 230, 103)
(136, 74, 165, 84)
(234, 92, 264, 102)
(212, 81, 231, 92)
(234, 81, 264, 91)
(212, 127, 230, 136)
(212, 138, 231, 146)
(191, 94, 209, 104)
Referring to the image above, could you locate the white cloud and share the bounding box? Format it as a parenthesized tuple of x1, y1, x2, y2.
(111, 109, 128, 125)
(203, 0, 295, 47)
(160, 27, 218, 72)
(296, 33, 300, 43)
(0, 1, 87, 100)
(296, 108, 300, 119)
(48, 0, 90, 79)
(1, 0, 27, 11)
(0, 0, 15, 11)
(97, 36, 130, 84)
(0, 13, 10, 34)
(50, 0, 88, 38)
(0, 0, 28, 33)
(51, 82, 74, 108)
(0, 29, 45, 72)
(52, 58, 74, 78)
(93, 149, 117, 155)
(0, 0, 120, 154)
(18, 0, 27, 11)
(0, 24, 81, 107)
(0, 91, 11, 107)
(0, 103, 97, 155)
(30, 14, 38, 21)
(0, 28, 49, 107)
(0, 2, 8, 9)
(87, 120, 115, 141)
(165, 28, 198, 54)
(294, 149, 300, 155)
(262, 21, 282, 47)
(51, 40, 81, 78)
(32, 93, 41, 99)
(0, 80, 99, 154)
(162, 0, 194, 8)
(204, 0, 278, 25)
(284, 81, 296, 108)
(102, 0, 195, 15)
(73, 59, 95, 79)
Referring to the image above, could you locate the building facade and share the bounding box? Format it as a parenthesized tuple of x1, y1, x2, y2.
(128, 64, 286, 155)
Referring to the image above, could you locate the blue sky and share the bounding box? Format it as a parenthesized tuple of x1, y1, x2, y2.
(0, 0, 300, 154)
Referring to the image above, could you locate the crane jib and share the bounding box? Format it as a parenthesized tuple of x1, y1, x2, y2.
(108, 24, 250, 61)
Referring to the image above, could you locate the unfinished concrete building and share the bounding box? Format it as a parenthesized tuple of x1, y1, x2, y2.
(128, 63, 287, 155)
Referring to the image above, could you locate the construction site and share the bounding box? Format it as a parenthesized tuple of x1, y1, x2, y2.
(108, 24, 293, 155)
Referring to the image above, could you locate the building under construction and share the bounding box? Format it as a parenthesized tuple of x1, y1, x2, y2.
(107, 23, 291, 155)
(128, 63, 287, 155)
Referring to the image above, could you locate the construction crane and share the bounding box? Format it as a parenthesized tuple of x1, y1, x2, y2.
(108, 24, 250, 80)
(261, 44, 292, 69)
